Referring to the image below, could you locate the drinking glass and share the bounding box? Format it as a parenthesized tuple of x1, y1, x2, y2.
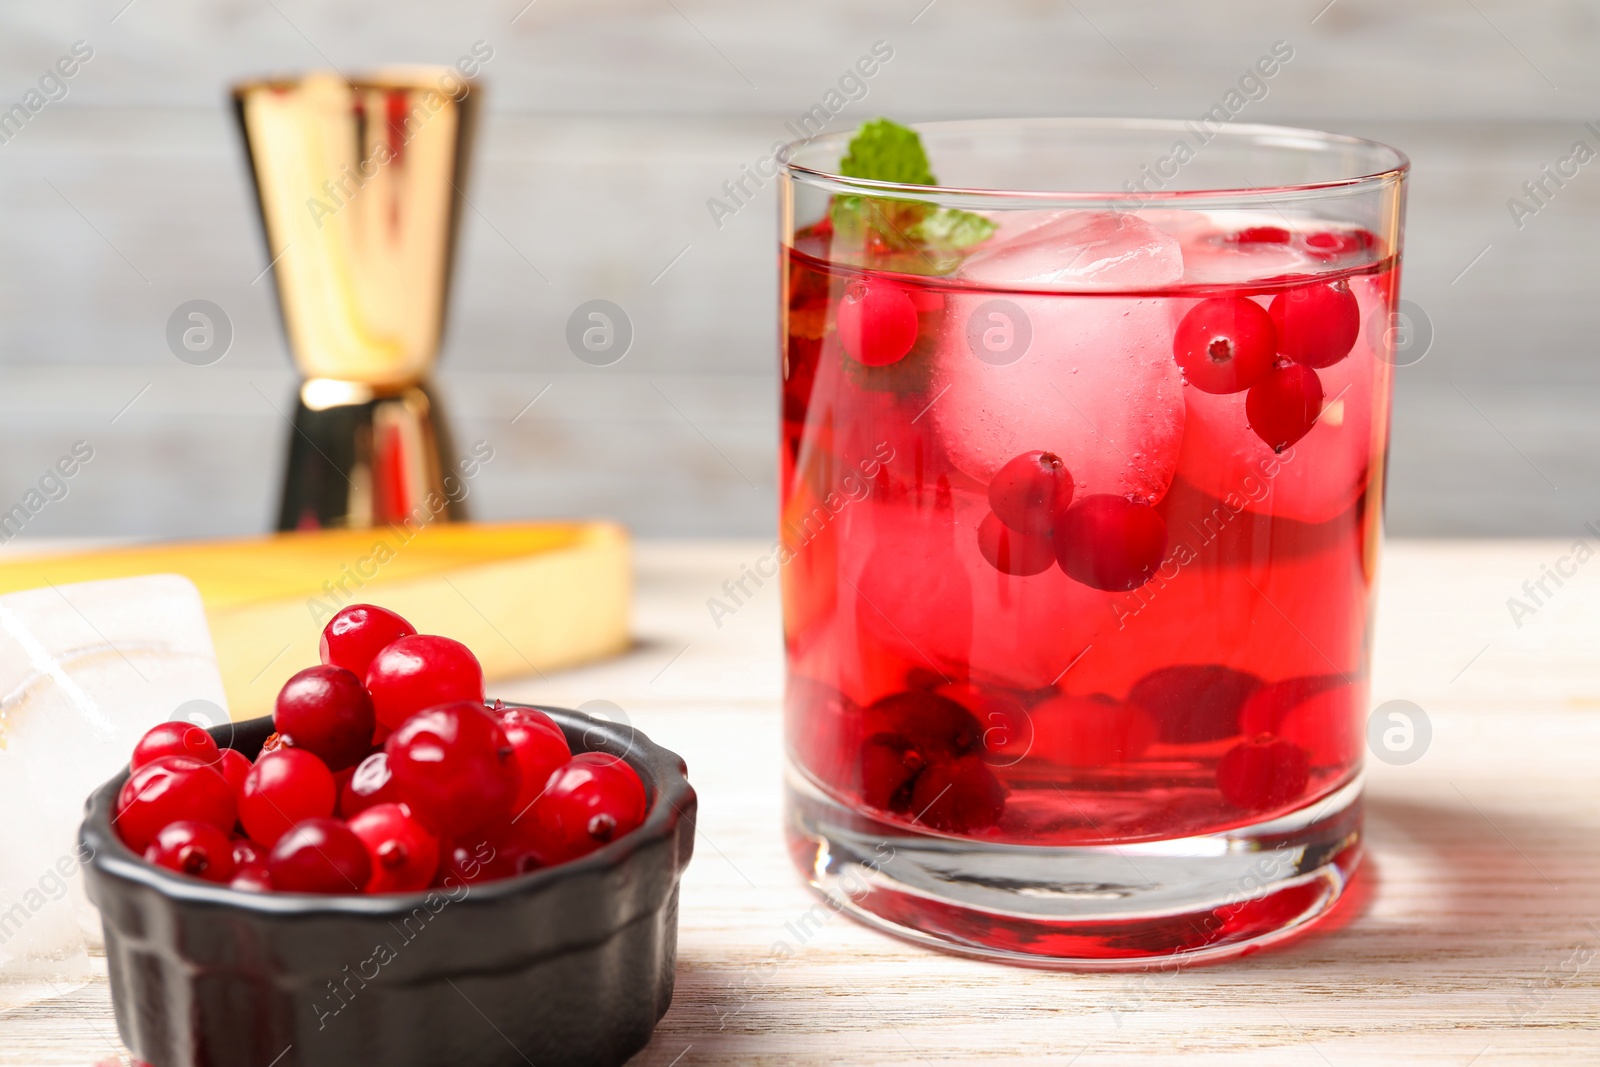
(779, 118, 1407, 966)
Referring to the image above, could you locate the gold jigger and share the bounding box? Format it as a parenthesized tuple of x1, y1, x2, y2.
(232, 68, 478, 530)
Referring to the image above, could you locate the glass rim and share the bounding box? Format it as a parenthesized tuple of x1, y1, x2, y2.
(779, 117, 1409, 206)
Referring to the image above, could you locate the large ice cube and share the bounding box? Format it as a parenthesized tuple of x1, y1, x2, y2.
(931, 211, 1187, 502)
(0, 575, 227, 979)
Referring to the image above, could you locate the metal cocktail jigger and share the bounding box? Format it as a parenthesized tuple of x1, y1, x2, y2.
(233, 69, 478, 530)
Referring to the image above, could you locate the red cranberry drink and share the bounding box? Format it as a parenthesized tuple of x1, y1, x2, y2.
(779, 119, 1408, 965)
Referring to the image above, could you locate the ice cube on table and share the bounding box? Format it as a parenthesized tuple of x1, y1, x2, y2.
(0, 574, 227, 980)
(931, 210, 1187, 502)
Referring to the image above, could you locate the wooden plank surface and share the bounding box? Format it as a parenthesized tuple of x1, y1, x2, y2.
(3, 539, 1599, 1065)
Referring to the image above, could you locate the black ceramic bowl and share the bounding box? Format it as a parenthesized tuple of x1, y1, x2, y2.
(79, 705, 696, 1067)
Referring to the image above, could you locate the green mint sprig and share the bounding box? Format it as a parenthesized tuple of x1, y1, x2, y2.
(827, 118, 996, 274)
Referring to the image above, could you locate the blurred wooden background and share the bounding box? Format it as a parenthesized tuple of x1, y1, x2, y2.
(0, 0, 1595, 538)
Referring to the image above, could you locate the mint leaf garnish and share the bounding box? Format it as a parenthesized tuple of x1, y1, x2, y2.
(837, 118, 937, 187)
(827, 118, 996, 274)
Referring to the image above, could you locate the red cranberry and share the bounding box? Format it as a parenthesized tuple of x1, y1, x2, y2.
(274, 664, 376, 771)
(1128, 664, 1264, 743)
(862, 691, 983, 762)
(143, 820, 237, 883)
(1237, 675, 1350, 736)
(1173, 297, 1277, 394)
(116, 756, 237, 853)
(908, 755, 1006, 833)
(936, 682, 1033, 766)
(976, 512, 1057, 576)
(1054, 495, 1168, 591)
(530, 753, 647, 862)
(131, 722, 219, 770)
(239, 749, 337, 846)
(858, 733, 926, 813)
(1246, 363, 1324, 452)
(231, 837, 265, 869)
(835, 278, 918, 367)
(1301, 229, 1375, 261)
(988, 450, 1074, 534)
(385, 701, 520, 836)
(1031, 694, 1157, 767)
(1226, 226, 1291, 244)
(1268, 280, 1360, 368)
(498, 708, 572, 815)
(1216, 737, 1310, 811)
(230, 864, 274, 892)
(267, 818, 372, 894)
(437, 835, 519, 885)
(216, 749, 252, 795)
(348, 803, 441, 893)
(340, 750, 402, 817)
(365, 635, 486, 731)
(320, 603, 416, 678)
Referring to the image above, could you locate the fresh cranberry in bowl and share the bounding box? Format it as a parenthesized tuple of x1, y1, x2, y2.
(239, 749, 337, 846)
(319, 603, 417, 677)
(144, 821, 237, 884)
(385, 701, 520, 837)
(268, 817, 372, 894)
(348, 803, 441, 893)
(273, 664, 376, 771)
(497, 706, 572, 814)
(530, 752, 648, 863)
(365, 635, 486, 732)
(131, 722, 220, 770)
(339, 750, 402, 817)
(115, 756, 236, 853)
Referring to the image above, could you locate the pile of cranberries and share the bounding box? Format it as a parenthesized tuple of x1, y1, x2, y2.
(1173, 277, 1361, 451)
(974, 274, 1362, 592)
(114, 604, 648, 894)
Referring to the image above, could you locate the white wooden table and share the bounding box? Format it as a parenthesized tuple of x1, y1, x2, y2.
(3, 539, 1599, 1065)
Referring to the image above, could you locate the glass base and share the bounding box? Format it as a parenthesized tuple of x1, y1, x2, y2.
(784, 764, 1363, 970)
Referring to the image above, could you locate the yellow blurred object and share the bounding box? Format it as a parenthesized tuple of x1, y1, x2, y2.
(0, 522, 630, 722)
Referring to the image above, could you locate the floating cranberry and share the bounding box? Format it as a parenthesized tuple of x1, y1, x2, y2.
(348, 803, 441, 893)
(116, 756, 237, 853)
(908, 755, 1006, 833)
(365, 635, 486, 732)
(859, 733, 925, 812)
(976, 512, 1057, 576)
(1301, 229, 1374, 262)
(216, 749, 252, 795)
(274, 664, 376, 771)
(936, 682, 1033, 766)
(144, 820, 237, 884)
(1128, 664, 1264, 743)
(835, 278, 918, 367)
(267, 818, 372, 894)
(1173, 297, 1277, 394)
(1269, 280, 1360, 368)
(131, 722, 219, 770)
(1054, 495, 1168, 592)
(385, 701, 520, 837)
(320, 604, 416, 678)
(1216, 737, 1310, 811)
(498, 707, 572, 815)
(862, 691, 983, 762)
(240, 749, 337, 847)
(1227, 226, 1291, 244)
(987, 450, 1075, 534)
(229, 865, 273, 892)
(1237, 675, 1350, 736)
(530, 753, 647, 862)
(1246, 363, 1324, 452)
(340, 750, 402, 818)
(230, 837, 265, 869)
